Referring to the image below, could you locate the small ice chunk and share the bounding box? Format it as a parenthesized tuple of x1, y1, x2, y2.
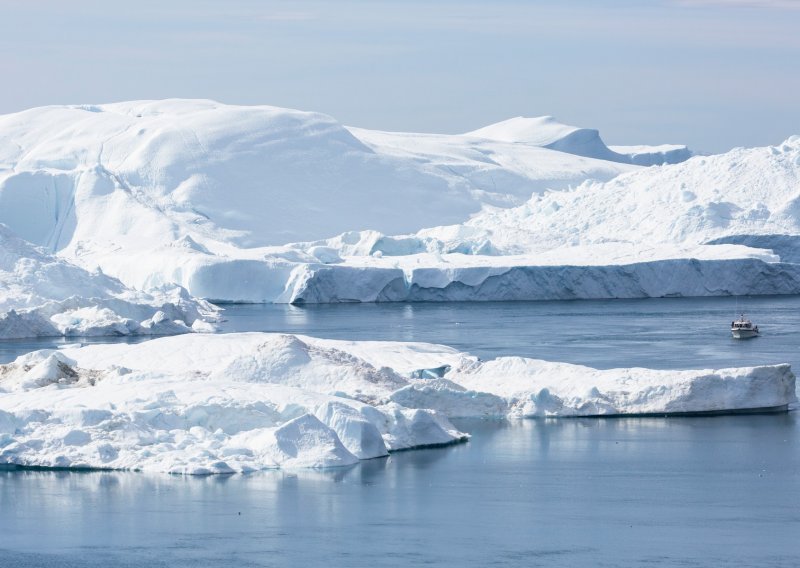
(315, 401, 388, 459)
(271, 414, 359, 468)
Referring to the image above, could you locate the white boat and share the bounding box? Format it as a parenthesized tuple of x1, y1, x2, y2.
(731, 315, 759, 339)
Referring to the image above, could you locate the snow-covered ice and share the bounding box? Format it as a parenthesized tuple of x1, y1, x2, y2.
(0, 333, 793, 473)
(0, 224, 217, 339)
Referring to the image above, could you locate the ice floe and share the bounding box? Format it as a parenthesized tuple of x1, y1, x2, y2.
(0, 333, 793, 473)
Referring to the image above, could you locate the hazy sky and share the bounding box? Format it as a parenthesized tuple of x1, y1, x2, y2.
(1, 0, 798, 153)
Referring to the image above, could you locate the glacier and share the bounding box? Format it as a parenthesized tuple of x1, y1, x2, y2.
(0, 333, 793, 473)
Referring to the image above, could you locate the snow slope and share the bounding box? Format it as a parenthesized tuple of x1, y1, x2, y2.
(347, 124, 634, 201)
(0, 224, 217, 338)
(0, 333, 793, 473)
(0, 99, 632, 257)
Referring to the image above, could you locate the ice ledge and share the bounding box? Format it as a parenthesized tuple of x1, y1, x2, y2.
(289, 258, 800, 303)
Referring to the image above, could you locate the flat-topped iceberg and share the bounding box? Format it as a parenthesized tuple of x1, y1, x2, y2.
(0, 333, 793, 474)
(282, 253, 800, 304)
(283, 136, 800, 303)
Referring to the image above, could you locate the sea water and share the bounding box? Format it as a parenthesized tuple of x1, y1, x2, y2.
(1, 296, 799, 567)
(214, 295, 800, 371)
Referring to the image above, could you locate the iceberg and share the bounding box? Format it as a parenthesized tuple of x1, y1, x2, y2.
(0, 333, 793, 474)
(609, 143, 693, 166)
(284, 255, 800, 304)
(466, 115, 633, 163)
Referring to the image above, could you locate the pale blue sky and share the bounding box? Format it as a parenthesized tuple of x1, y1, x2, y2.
(1, 0, 798, 153)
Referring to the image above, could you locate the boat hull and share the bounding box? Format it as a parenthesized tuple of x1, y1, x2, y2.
(731, 329, 758, 339)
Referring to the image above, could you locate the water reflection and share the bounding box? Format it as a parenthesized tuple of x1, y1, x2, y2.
(1, 414, 798, 567)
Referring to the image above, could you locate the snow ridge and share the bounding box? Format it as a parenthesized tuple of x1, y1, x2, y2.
(466, 116, 692, 165)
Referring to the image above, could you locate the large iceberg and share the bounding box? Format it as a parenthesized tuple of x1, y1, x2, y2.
(0, 100, 636, 301)
(0, 224, 217, 339)
(0, 99, 795, 304)
(0, 333, 793, 473)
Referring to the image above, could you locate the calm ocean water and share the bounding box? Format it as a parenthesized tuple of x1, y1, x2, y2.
(1, 296, 799, 566)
